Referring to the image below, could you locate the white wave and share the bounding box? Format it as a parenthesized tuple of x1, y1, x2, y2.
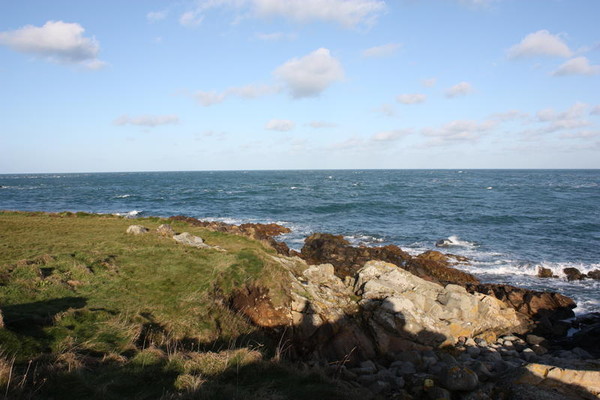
(290, 186, 299, 190)
(346, 234, 385, 246)
(115, 194, 131, 198)
(459, 260, 600, 278)
(486, 186, 493, 190)
(114, 210, 142, 218)
(436, 235, 478, 248)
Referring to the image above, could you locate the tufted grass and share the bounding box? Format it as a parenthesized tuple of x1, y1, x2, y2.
(0, 211, 366, 399)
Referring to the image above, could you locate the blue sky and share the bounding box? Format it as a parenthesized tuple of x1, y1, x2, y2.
(1, 0, 599, 172)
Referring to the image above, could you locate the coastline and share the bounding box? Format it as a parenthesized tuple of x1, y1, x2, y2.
(1, 210, 599, 399)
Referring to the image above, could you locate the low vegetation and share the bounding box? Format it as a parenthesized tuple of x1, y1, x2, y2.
(0, 211, 360, 399)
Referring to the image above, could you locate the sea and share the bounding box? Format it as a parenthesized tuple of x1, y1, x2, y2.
(1, 169, 599, 314)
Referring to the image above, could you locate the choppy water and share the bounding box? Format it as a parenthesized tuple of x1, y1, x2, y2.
(1, 170, 599, 313)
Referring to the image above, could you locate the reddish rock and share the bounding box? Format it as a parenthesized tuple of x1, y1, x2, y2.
(169, 215, 292, 255)
(465, 283, 576, 337)
(300, 233, 479, 286)
(587, 269, 600, 280)
(563, 267, 585, 281)
(230, 285, 290, 329)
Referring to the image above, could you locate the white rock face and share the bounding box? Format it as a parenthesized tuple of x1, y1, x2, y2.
(173, 232, 209, 248)
(355, 261, 524, 349)
(126, 225, 149, 235)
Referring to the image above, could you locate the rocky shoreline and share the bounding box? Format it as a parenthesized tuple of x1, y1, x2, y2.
(142, 216, 600, 399)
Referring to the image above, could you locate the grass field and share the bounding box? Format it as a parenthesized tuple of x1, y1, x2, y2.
(0, 211, 365, 399)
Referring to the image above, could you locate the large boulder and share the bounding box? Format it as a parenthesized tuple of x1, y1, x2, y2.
(300, 233, 478, 286)
(126, 225, 149, 235)
(465, 283, 576, 337)
(173, 232, 210, 248)
(508, 363, 600, 399)
(355, 261, 527, 349)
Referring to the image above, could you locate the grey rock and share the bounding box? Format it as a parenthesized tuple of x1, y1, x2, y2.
(391, 361, 417, 376)
(525, 334, 546, 346)
(126, 225, 149, 235)
(173, 232, 210, 248)
(466, 346, 481, 358)
(469, 361, 493, 382)
(360, 360, 377, 373)
(520, 348, 537, 362)
(439, 353, 458, 365)
(465, 338, 477, 347)
(571, 347, 592, 359)
(440, 365, 479, 392)
(358, 374, 379, 386)
(531, 344, 548, 356)
(474, 338, 488, 347)
(156, 224, 175, 237)
(393, 377, 405, 389)
(369, 380, 391, 394)
(427, 386, 451, 399)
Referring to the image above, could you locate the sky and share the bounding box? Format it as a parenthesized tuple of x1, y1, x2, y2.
(0, 0, 599, 173)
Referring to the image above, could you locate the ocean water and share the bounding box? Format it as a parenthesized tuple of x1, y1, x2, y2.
(1, 170, 599, 313)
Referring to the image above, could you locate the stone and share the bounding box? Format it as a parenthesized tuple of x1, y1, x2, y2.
(427, 386, 451, 399)
(563, 267, 585, 281)
(587, 269, 600, 280)
(511, 363, 600, 398)
(126, 225, 149, 235)
(172, 232, 209, 248)
(360, 360, 377, 374)
(466, 346, 481, 358)
(391, 361, 417, 376)
(369, 380, 391, 394)
(537, 266, 554, 278)
(156, 224, 175, 237)
(355, 261, 525, 347)
(440, 365, 479, 392)
(531, 344, 548, 356)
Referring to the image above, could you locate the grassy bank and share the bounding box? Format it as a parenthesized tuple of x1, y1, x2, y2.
(0, 211, 362, 399)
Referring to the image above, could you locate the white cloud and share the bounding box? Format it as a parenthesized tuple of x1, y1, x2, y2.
(193, 84, 279, 106)
(308, 121, 337, 128)
(421, 119, 496, 145)
(362, 43, 401, 58)
(180, 10, 204, 27)
(274, 48, 344, 98)
(445, 81, 473, 98)
(489, 110, 529, 122)
(552, 57, 600, 76)
(520, 102, 592, 136)
(536, 102, 587, 122)
(0, 20, 105, 68)
(397, 93, 426, 104)
(507, 30, 572, 59)
(194, 91, 227, 106)
(560, 130, 600, 139)
(265, 119, 295, 131)
(255, 32, 297, 41)
(147, 10, 168, 22)
(421, 77, 437, 87)
(591, 105, 600, 116)
(186, 0, 386, 28)
(373, 104, 396, 117)
(329, 136, 365, 150)
(371, 129, 412, 142)
(114, 114, 179, 127)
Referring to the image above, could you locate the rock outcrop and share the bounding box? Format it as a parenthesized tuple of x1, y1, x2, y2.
(465, 283, 576, 337)
(508, 363, 600, 399)
(232, 257, 529, 363)
(169, 216, 292, 255)
(300, 233, 478, 286)
(172, 232, 210, 248)
(564, 267, 585, 281)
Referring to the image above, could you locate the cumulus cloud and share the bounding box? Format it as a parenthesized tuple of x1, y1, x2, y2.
(552, 57, 600, 76)
(147, 10, 168, 22)
(421, 119, 496, 145)
(445, 81, 473, 98)
(507, 30, 572, 59)
(397, 93, 426, 104)
(371, 129, 412, 142)
(274, 48, 344, 98)
(421, 78, 437, 87)
(194, 91, 227, 106)
(182, 0, 386, 29)
(489, 110, 529, 122)
(308, 121, 337, 128)
(362, 43, 401, 58)
(265, 119, 295, 131)
(114, 114, 179, 127)
(0, 20, 105, 69)
(519, 102, 592, 136)
(180, 10, 204, 27)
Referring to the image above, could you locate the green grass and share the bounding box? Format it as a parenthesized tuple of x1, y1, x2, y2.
(0, 211, 366, 399)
